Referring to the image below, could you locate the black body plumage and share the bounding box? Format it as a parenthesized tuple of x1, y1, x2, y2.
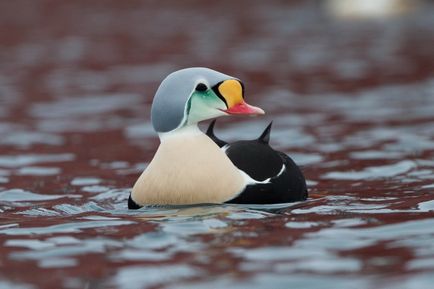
(206, 120, 308, 204)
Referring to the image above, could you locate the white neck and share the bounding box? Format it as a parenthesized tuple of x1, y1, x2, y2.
(158, 124, 202, 142)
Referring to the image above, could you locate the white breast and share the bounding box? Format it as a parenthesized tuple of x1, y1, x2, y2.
(131, 126, 246, 205)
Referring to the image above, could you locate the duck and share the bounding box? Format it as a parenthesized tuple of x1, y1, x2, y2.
(129, 67, 307, 209)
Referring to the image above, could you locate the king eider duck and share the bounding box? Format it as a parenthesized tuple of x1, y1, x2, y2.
(129, 67, 307, 209)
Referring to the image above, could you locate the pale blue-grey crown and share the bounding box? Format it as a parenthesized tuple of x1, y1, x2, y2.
(151, 67, 234, 133)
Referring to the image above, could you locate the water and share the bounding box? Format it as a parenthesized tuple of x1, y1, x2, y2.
(1, 1, 434, 288)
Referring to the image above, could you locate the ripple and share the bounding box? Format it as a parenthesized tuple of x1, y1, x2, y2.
(113, 265, 198, 289)
(70, 177, 101, 186)
(0, 131, 64, 148)
(126, 232, 179, 250)
(52, 202, 107, 215)
(0, 153, 74, 168)
(305, 219, 434, 251)
(395, 273, 434, 289)
(46, 236, 81, 245)
(322, 160, 416, 180)
(167, 274, 370, 289)
(231, 246, 329, 261)
(391, 236, 434, 257)
(226, 211, 270, 220)
(0, 220, 135, 235)
(287, 257, 362, 273)
(418, 200, 434, 212)
(288, 153, 324, 166)
(350, 150, 407, 160)
(0, 189, 74, 202)
(10, 238, 123, 267)
(161, 220, 226, 236)
(81, 185, 111, 193)
(38, 258, 77, 268)
(407, 258, 434, 270)
(16, 166, 61, 176)
(30, 94, 141, 118)
(285, 221, 319, 228)
(125, 122, 155, 139)
(18, 207, 61, 217)
(5, 239, 56, 250)
(0, 281, 35, 289)
(290, 196, 413, 215)
(111, 250, 170, 261)
(90, 189, 130, 202)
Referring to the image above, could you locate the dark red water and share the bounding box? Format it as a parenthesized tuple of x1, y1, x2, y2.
(1, 1, 434, 288)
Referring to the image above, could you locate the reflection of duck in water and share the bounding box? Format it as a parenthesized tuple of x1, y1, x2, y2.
(129, 68, 307, 209)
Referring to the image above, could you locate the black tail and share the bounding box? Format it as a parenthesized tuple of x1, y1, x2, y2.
(128, 193, 142, 209)
(257, 121, 272, 144)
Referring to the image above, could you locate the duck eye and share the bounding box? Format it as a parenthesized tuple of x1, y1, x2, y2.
(195, 83, 208, 92)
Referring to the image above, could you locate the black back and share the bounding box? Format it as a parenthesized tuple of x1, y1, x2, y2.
(225, 140, 282, 181)
(206, 120, 308, 204)
(206, 120, 227, 147)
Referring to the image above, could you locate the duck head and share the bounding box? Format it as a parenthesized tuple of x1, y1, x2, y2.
(151, 67, 264, 133)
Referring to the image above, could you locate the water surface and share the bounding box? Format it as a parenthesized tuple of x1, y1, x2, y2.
(1, 1, 434, 288)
